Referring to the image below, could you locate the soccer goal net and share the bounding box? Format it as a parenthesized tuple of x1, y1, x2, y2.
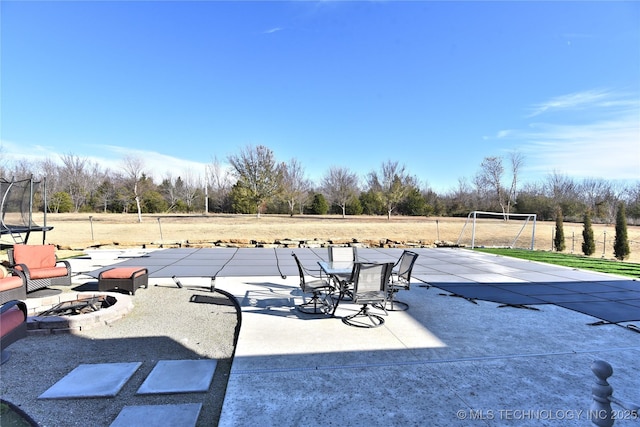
(456, 211, 537, 250)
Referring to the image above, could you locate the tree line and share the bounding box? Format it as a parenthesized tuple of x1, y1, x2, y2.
(1, 146, 639, 226)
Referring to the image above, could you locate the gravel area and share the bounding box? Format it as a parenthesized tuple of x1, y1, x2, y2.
(0, 279, 240, 427)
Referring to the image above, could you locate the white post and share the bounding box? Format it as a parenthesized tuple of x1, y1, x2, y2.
(204, 166, 209, 214)
(471, 211, 477, 249)
(530, 214, 536, 250)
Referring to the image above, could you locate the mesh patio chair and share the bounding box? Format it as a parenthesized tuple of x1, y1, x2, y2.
(387, 250, 419, 311)
(327, 245, 358, 300)
(292, 253, 335, 315)
(327, 245, 358, 263)
(342, 262, 393, 328)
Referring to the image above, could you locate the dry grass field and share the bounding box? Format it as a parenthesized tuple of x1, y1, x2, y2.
(8, 213, 639, 264)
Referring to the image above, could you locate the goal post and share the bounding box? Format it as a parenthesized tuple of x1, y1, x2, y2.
(456, 211, 537, 250)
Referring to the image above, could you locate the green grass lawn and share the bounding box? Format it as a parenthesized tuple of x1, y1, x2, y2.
(474, 248, 640, 278)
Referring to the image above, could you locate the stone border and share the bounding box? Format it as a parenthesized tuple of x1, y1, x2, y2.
(63, 238, 459, 250)
(25, 291, 133, 335)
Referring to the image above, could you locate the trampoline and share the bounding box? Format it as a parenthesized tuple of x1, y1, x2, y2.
(0, 177, 52, 245)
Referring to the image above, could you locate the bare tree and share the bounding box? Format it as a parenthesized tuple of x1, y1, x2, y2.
(444, 177, 476, 216)
(37, 158, 61, 209)
(59, 153, 93, 212)
(579, 178, 618, 222)
(95, 174, 117, 213)
(322, 166, 359, 218)
(367, 160, 416, 220)
(281, 158, 311, 216)
(623, 181, 640, 225)
(227, 145, 282, 217)
(544, 170, 580, 217)
(206, 157, 234, 213)
(160, 173, 181, 212)
(0, 143, 7, 178)
(507, 152, 525, 214)
(121, 155, 145, 222)
(180, 172, 201, 212)
(476, 152, 524, 219)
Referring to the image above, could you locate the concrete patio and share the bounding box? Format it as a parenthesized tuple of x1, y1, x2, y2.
(2, 247, 639, 426)
(212, 249, 640, 426)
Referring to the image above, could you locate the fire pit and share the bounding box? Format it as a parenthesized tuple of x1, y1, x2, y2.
(26, 292, 133, 334)
(38, 295, 117, 317)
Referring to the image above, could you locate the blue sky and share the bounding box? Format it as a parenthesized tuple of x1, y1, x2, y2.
(1, 1, 638, 192)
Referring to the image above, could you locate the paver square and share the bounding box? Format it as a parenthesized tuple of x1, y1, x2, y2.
(137, 359, 217, 394)
(39, 362, 142, 399)
(110, 403, 202, 427)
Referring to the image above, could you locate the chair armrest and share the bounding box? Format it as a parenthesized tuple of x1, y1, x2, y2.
(12, 269, 26, 281)
(10, 263, 32, 279)
(55, 259, 72, 272)
(0, 300, 27, 317)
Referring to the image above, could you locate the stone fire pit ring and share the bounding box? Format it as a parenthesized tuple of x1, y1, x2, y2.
(25, 291, 134, 334)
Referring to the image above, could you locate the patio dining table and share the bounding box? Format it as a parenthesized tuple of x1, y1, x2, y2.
(318, 261, 356, 315)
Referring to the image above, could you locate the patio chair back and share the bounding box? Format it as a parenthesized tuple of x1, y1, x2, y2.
(352, 262, 393, 305)
(328, 246, 358, 263)
(291, 252, 333, 315)
(292, 252, 315, 292)
(394, 250, 419, 289)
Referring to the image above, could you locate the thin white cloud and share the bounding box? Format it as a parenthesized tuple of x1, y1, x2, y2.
(0, 140, 210, 184)
(513, 91, 640, 181)
(96, 145, 210, 181)
(526, 88, 612, 118)
(521, 119, 639, 179)
(481, 90, 639, 183)
(264, 27, 283, 34)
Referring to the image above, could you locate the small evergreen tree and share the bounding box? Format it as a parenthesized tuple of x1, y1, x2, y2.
(309, 193, 329, 215)
(614, 202, 630, 260)
(345, 197, 363, 215)
(582, 210, 596, 256)
(554, 208, 566, 252)
(49, 191, 73, 213)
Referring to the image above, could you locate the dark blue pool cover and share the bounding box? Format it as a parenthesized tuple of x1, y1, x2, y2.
(88, 247, 640, 325)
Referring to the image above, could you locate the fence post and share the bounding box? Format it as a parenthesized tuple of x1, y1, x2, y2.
(157, 217, 163, 246)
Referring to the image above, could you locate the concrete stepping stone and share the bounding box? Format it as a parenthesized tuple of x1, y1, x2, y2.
(137, 359, 217, 394)
(109, 403, 202, 427)
(39, 362, 142, 399)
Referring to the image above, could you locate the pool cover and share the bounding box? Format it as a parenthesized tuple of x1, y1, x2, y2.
(87, 247, 640, 325)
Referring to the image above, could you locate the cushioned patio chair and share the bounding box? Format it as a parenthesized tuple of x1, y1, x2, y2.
(0, 266, 26, 305)
(8, 244, 72, 293)
(0, 300, 28, 364)
(292, 253, 334, 315)
(342, 262, 393, 328)
(387, 250, 419, 311)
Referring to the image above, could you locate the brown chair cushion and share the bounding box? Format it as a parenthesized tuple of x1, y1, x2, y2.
(0, 305, 26, 338)
(0, 276, 24, 292)
(28, 267, 68, 280)
(100, 267, 147, 279)
(12, 245, 57, 269)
